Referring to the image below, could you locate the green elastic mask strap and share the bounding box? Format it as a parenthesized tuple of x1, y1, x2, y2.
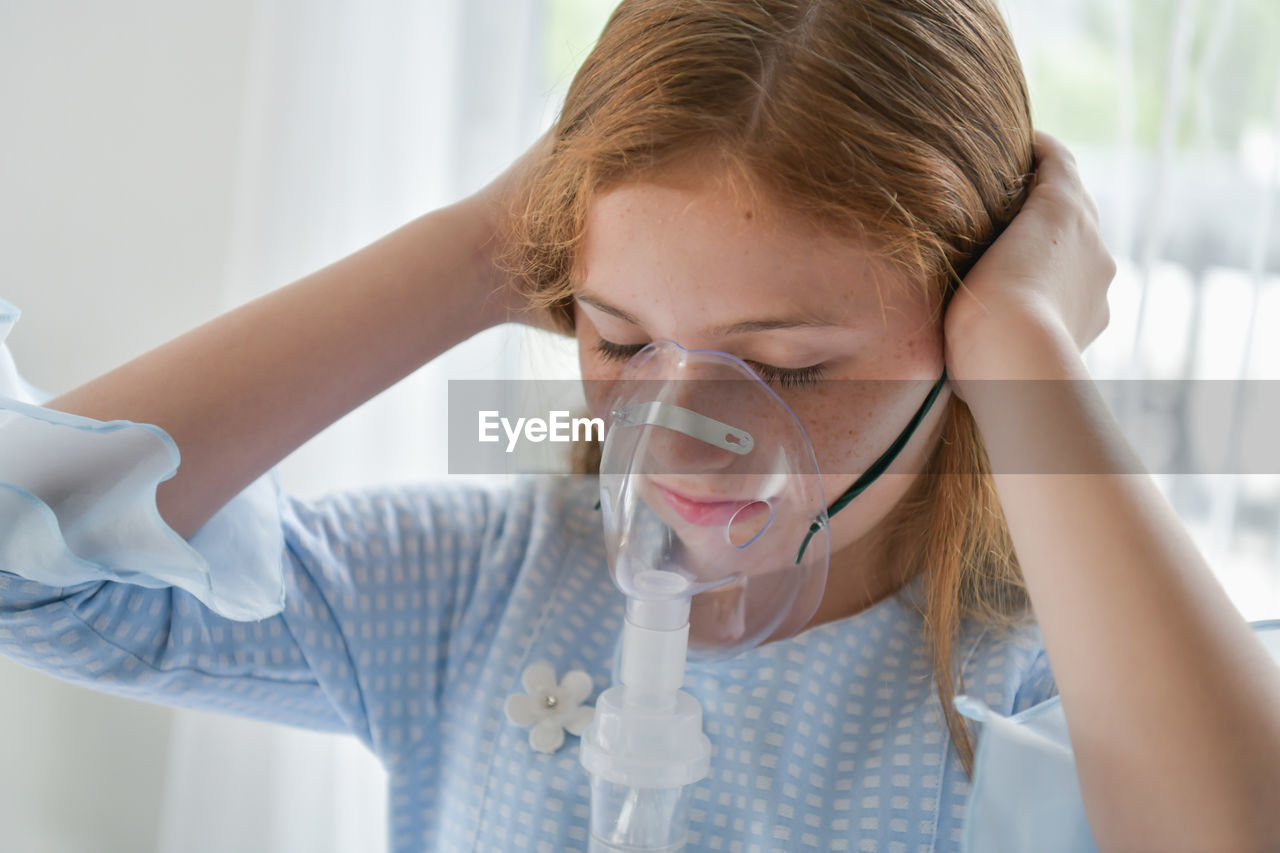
(591, 369, 950, 567)
(793, 369, 948, 563)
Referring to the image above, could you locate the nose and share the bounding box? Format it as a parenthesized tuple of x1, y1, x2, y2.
(644, 359, 747, 476)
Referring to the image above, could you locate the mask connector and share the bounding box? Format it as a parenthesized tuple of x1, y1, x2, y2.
(580, 571, 710, 851)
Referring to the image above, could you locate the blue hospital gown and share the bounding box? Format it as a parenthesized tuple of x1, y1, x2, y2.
(0, 463, 1059, 851)
(0, 301, 1069, 852)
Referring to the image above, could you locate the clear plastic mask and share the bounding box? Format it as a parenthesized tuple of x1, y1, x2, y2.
(596, 340, 831, 661)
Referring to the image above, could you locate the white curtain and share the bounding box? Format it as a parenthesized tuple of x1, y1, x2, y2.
(153, 1, 567, 851)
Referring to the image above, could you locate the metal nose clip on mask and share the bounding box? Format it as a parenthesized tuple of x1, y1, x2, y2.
(580, 339, 946, 853)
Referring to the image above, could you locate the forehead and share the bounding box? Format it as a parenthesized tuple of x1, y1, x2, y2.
(576, 173, 917, 330)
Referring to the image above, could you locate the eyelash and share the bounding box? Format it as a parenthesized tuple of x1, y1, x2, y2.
(593, 338, 828, 390)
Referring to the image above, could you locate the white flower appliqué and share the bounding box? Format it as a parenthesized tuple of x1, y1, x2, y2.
(504, 661, 596, 754)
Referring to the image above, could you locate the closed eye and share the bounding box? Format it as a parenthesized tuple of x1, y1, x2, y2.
(593, 338, 828, 390)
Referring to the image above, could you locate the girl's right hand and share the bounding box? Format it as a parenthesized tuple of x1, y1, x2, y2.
(464, 129, 560, 333)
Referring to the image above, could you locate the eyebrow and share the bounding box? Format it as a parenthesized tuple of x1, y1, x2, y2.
(575, 291, 843, 337)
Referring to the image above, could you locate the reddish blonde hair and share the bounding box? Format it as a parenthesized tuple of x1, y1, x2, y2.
(501, 0, 1036, 776)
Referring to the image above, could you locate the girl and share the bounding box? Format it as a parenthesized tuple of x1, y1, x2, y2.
(2, 1, 1278, 851)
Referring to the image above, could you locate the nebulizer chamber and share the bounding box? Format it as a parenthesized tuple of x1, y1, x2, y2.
(580, 340, 831, 852)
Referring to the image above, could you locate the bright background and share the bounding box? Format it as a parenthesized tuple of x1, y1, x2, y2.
(1, 0, 1277, 850)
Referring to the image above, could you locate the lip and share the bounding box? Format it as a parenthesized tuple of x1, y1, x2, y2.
(655, 483, 768, 528)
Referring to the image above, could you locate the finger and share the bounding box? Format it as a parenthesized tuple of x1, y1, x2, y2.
(1031, 130, 1083, 191)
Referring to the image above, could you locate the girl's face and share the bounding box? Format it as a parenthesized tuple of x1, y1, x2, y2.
(573, 165, 952, 594)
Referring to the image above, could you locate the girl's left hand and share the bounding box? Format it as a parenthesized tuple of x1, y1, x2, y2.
(943, 131, 1116, 388)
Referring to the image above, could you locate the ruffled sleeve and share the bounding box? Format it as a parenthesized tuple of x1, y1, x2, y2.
(0, 297, 285, 621)
(955, 620, 1280, 853)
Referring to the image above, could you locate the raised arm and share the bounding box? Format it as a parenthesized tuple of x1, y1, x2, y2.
(0, 137, 562, 747)
(42, 135, 551, 541)
(945, 132, 1280, 851)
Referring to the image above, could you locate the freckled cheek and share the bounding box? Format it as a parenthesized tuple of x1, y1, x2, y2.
(791, 393, 881, 480)
(796, 329, 944, 474)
